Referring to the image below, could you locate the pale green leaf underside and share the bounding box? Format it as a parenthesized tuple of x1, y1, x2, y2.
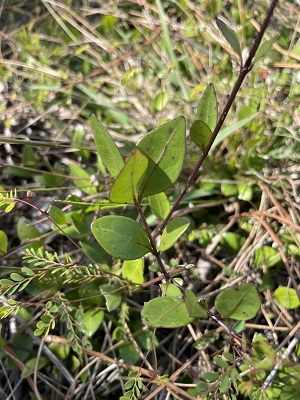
(196, 83, 218, 131)
(159, 217, 190, 251)
(110, 148, 148, 204)
(190, 120, 213, 150)
(68, 164, 97, 195)
(185, 289, 207, 318)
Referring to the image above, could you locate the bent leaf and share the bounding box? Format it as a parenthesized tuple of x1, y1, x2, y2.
(141, 296, 197, 328)
(215, 284, 261, 320)
(190, 120, 213, 151)
(196, 83, 218, 131)
(91, 115, 124, 178)
(110, 149, 148, 204)
(185, 289, 207, 318)
(91, 216, 151, 260)
(159, 217, 190, 251)
(137, 116, 186, 197)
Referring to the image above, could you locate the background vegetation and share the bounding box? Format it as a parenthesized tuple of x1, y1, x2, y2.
(0, 0, 299, 399)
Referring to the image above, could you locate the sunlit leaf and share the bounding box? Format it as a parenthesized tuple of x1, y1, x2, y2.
(137, 116, 186, 197)
(215, 284, 261, 320)
(83, 308, 104, 337)
(141, 296, 197, 328)
(92, 216, 151, 260)
(122, 258, 144, 285)
(91, 115, 124, 179)
(158, 217, 190, 251)
(274, 287, 300, 310)
(110, 148, 148, 204)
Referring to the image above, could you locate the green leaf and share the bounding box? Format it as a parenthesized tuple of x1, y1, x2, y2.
(69, 164, 97, 195)
(190, 120, 213, 151)
(237, 184, 253, 201)
(21, 267, 35, 276)
(274, 287, 300, 310)
(149, 192, 171, 221)
(216, 19, 242, 60)
(122, 259, 144, 285)
(158, 217, 190, 251)
(119, 342, 140, 364)
(219, 375, 230, 394)
(21, 356, 49, 379)
(137, 116, 186, 197)
(99, 284, 122, 312)
(141, 296, 197, 328)
(0, 230, 8, 256)
(48, 205, 67, 225)
(110, 149, 148, 204)
(91, 115, 124, 179)
(91, 216, 151, 260)
(161, 283, 182, 297)
(153, 91, 169, 111)
(10, 273, 23, 282)
(196, 83, 218, 131)
(254, 246, 281, 268)
(83, 308, 105, 337)
(253, 38, 277, 65)
(184, 289, 207, 318)
(0, 279, 14, 287)
(17, 217, 41, 243)
(221, 183, 238, 197)
(215, 284, 261, 320)
(221, 232, 246, 255)
(211, 111, 262, 152)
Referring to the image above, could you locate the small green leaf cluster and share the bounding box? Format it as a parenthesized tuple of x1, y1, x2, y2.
(120, 372, 143, 400)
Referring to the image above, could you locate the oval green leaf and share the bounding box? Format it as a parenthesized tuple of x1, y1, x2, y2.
(190, 120, 213, 151)
(137, 116, 186, 197)
(91, 114, 124, 179)
(91, 216, 151, 260)
(158, 217, 190, 251)
(274, 287, 300, 310)
(196, 83, 218, 131)
(110, 148, 148, 204)
(141, 296, 197, 328)
(149, 192, 171, 221)
(215, 284, 261, 320)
